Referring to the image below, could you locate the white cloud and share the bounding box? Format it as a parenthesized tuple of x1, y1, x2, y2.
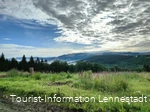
(32, 0, 150, 51)
(0, 0, 56, 25)
(0, 44, 74, 58)
(3, 38, 11, 41)
(18, 23, 43, 29)
(0, 0, 150, 52)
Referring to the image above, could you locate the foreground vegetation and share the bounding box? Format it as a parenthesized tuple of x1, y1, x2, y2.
(0, 70, 150, 112)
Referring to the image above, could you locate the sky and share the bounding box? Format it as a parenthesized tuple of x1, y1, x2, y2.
(0, 0, 150, 58)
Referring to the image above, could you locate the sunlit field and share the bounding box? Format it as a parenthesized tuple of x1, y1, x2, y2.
(0, 70, 150, 112)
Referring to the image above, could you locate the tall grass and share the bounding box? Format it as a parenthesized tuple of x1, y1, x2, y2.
(0, 71, 150, 111)
(73, 71, 129, 92)
(31, 72, 41, 80)
(7, 69, 29, 77)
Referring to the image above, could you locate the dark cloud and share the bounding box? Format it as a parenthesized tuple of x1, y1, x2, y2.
(32, 0, 149, 44)
(127, 41, 150, 50)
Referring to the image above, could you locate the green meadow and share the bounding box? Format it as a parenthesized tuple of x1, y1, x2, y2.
(0, 69, 150, 112)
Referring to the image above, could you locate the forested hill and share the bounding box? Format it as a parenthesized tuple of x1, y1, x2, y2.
(83, 55, 150, 68)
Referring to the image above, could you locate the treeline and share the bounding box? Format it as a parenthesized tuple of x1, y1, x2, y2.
(0, 53, 150, 72)
(0, 53, 106, 72)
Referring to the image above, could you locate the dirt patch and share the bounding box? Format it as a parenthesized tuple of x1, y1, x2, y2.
(0, 97, 84, 112)
(48, 81, 72, 86)
(0, 75, 7, 78)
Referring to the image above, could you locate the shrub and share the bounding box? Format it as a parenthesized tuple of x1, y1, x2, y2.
(94, 79, 107, 92)
(0, 86, 7, 93)
(7, 69, 19, 77)
(83, 70, 93, 79)
(73, 71, 94, 90)
(80, 78, 93, 90)
(66, 73, 72, 79)
(32, 72, 41, 80)
(116, 80, 128, 91)
(51, 74, 57, 82)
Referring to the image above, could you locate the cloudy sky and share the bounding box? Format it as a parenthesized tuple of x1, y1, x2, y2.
(0, 0, 150, 58)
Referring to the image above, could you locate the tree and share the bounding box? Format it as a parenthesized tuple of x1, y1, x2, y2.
(28, 56, 34, 67)
(19, 55, 27, 71)
(60, 61, 69, 72)
(41, 58, 44, 64)
(44, 59, 47, 63)
(0, 53, 5, 61)
(143, 65, 150, 72)
(50, 60, 61, 72)
(76, 61, 85, 72)
(35, 57, 40, 64)
(110, 65, 121, 72)
(0, 53, 6, 71)
(68, 64, 75, 73)
(92, 63, 100, 72)
(10, 58, 18, 69)
(35, 57, 40, 71)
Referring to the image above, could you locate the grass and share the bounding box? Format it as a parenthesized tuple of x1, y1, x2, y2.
(0, 70, 150, 111)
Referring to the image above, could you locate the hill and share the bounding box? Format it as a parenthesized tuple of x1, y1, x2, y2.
(14, 52, 150, 68)
(83, 54, 150, 69)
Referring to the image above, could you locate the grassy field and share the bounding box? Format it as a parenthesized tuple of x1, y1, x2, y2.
(0, 70, 150, 112)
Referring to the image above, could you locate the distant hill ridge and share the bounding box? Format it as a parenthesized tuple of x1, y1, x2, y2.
(14, 52, 150, 68)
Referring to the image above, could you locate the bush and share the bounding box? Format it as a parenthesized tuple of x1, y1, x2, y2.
(7, 69, 19, 77)
(0, 86, 7, 92)
(66, 73, 72, 78)
(83, 70, 93, 79)
(80, 78, 94, 90)
(94, 79, 107, 92)
(116, 80, 128, 91)
(73, 71, 94, 90)
(32, 72, 41, 80)
(51, 74, 57, 82)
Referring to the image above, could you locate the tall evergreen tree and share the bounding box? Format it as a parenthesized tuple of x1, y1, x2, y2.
(35, 57, 40, 64)
(35, 57, 40, 71)
(29, 56, 34, 67)
(19, 55, 27, 71)
(10, 58, 18, 69)
(0, 53, 6, 71)
(0, 53, 5, 61)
